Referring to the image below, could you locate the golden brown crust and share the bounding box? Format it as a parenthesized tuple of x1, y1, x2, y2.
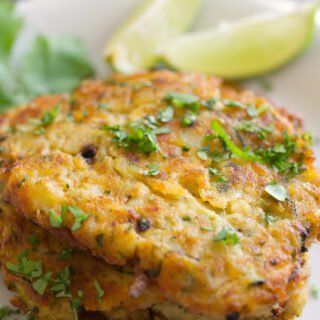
(0, 71, 318, 318)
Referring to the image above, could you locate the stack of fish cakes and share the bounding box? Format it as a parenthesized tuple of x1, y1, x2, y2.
(0, 71, 319, 320)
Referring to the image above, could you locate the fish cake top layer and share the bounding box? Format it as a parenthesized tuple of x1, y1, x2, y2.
(0, 71, 319, 318)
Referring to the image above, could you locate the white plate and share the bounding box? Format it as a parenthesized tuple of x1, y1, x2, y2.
(2, 0, 319, 319)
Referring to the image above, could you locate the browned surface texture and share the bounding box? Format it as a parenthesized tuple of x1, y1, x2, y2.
(0, 71, 318, 319)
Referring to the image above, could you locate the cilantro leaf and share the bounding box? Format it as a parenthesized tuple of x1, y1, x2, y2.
(93, 280, 105, 304)
(264, 213, 280, 226)
(50, 266, 71, 298)
(143, 163, 160, 176)
(40, 105, 59, 126)
(49, 209, 63, 228)
(19, 36, 94, 97)
(27, 234, 40, 248)
(213, 226, 240, 245)
(32, 272, 52, 295)
(165, 92, 199, 111)
(0, 306, 20, 320)
(0, 2, 94, 111)
(159, 106, 174, 123)
(211, 121, 261, 162)
(0, 1, 23, 61)
(265, 182, 287, 201)
(67, 205, 89, 231)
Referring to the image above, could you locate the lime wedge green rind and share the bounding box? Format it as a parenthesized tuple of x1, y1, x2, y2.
(104, 0, 203, 74)
(161, 2, 318, 79)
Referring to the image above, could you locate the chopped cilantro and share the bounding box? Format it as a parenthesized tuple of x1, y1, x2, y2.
(182, 146, 190, 152)
(49, 204, 88, 231)
(208, 168, 218, 175)
(165, 92, 199, 111)
(49, 209, 63, 228)
(95, 234, 104, 248)
(6, 257, 42, 278)
(213, 226, 240, 245)
(235, 121, 273, 139)
(159, 106, 174, 123)
(70, 290, 84, 320)
(181, 112, 196, 127)
(32, 271, 52, 295)
(203, 97, 218, 110)
(223, 99, 247, 109)
(248, 104, 270, 117)
(211, 121, 260, 162)
(0, 306, 20, 319)
(67, 205, 89, 231)
(59, 248, 73, 260)
(265, 182, 287, 202)
(27, 234, 40, 247)
(93, 280, 105, 303)
(264, 213, 280, 226)
(197, 149, 209, 161)
(182, 215, 192, 222)
(40, 105, 59, 126)
(257, 132, 300, 176)
(103, 120, 169, 156)
(143, 163, 160, 176)
(50, 266, 71, 298)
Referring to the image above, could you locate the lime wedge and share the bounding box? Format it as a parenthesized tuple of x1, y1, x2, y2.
(161, 3, 318, 79)
(104, 0, 203, 73)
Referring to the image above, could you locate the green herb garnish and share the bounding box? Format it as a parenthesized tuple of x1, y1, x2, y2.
(67, 205, 89, 231)
(95, 234, 104, 248)
(40, 105, 59, 126)
(211, 121, 260, 162)
(6, 256, 42, 278)
(159, 106, 174, 123)
(197, 149, 209, 161)
(0, 2, 94, 111)
(50, 266, 71, 298)
(104, 120, 169, 156)
(264, 213, 280, 226)
(49, 209, 63, 228)
(93, 280, 105, 304)
(70, 290, 84, 320)
(32, 272, 52, 295)
(0, 306, 20, 320)
(235, 121, 273, 139)
(165, 92, 199, 111)
(181, 112, 196, 127)
(265, 182, 287, 201)
(223, 99, 247, 109)
(27, 234, 40, 247)
(143, 163, 160, 176)
(59, 248, 74, 260)
(213, 226, 240, 245)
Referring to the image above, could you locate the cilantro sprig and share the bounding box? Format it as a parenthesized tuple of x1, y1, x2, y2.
(0, 1, 94, 111)
(0, 306, 20, 320)
(211, 121, 261, 162)
(103, 117, 170, 156)
(49, 205, 89, 231)
(213, 226, 240, 245)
